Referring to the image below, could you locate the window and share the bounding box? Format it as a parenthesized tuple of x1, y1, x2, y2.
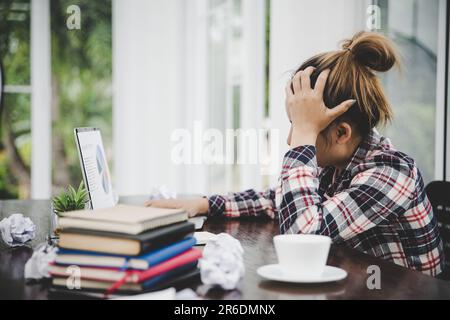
(0, 0, 111, 199)
(50, 0, 112, 193)
(0, 0, 31, 198)
(207, 0, 268, 193)
(377, 0, 442, 183)
(207, 0, 243, 193)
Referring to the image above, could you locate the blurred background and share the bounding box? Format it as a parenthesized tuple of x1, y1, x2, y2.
(0, 0, 448, 199)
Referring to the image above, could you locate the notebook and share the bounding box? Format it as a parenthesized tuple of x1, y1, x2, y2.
(58, 221, 195, 255)
(55, 236, 197, 269)
(57, 204, 187, 235)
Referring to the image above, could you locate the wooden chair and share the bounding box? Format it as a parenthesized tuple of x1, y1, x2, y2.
(426, 181, 450, 280)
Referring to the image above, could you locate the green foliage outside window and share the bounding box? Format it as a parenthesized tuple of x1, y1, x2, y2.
(0, 0, 112, 198)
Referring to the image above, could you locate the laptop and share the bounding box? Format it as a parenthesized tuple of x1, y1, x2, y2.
(74, 127, 206, 229)
(74, 127, 115, 209)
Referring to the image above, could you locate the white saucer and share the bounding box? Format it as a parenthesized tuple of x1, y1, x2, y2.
(257, 264, 347, 284)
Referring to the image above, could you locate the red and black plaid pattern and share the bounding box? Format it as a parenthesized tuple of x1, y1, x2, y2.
(208, 130, 444, 276)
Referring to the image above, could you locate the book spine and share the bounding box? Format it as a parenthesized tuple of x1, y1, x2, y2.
(135, 248, 202, 283)
(105, 249, 202, 296)
(139, 232, 193, 254)
(143, 237, 197, 266)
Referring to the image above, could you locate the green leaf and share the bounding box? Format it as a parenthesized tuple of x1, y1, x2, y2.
(52, 181, 89, 213)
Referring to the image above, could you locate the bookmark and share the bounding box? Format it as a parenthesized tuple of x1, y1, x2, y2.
(119, 258, 130, 271)
(104, 270, 137, 298)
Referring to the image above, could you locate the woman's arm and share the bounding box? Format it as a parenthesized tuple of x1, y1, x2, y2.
(208, 188, 277, 219)
(145, 198, 209, 217)
(144, 188, 277, 219)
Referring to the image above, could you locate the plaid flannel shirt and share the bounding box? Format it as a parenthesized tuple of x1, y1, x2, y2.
(208, 130, 444, 276)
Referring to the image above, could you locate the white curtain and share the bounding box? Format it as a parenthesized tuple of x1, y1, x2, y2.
(113, 0, 189, 196)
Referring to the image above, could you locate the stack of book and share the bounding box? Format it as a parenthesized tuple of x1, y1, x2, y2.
(50, 204, 201, 297)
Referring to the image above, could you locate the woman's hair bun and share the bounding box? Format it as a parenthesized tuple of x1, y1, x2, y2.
(342, 31, 399, 72)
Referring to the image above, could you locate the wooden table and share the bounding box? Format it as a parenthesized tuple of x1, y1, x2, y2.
(1, 197, 450, 300)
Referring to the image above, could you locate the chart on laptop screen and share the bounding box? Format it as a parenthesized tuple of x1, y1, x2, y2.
(75, 128, 115, 209)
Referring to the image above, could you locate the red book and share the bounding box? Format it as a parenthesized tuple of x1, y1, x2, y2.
(134, 248, 202, 283)
(105, 248, 202, 295)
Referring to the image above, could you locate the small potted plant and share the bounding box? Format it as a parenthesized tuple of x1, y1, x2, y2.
(51, 181, 89, 237)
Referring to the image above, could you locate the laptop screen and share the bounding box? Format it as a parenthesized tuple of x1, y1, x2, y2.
(74, 128, 115, 209)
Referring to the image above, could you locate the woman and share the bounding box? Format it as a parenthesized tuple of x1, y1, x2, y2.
(146, 31, 444, 276)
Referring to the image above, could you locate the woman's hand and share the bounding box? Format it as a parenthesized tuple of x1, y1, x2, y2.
(144, 198, 209, 218)
(286, 67, 356, 148)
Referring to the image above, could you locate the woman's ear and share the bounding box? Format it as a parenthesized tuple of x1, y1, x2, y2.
(334, 122, 352, 144)
(287, 125, 293, 146)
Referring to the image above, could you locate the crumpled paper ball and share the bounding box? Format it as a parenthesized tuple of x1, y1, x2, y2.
(24, 243, 57, 280)
(148, 185, 177, 200)
(0, 213, 36, 247)
(199, 233, 244, 290)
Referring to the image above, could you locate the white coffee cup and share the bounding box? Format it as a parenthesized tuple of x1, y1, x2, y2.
(273, 234, 331, 279)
